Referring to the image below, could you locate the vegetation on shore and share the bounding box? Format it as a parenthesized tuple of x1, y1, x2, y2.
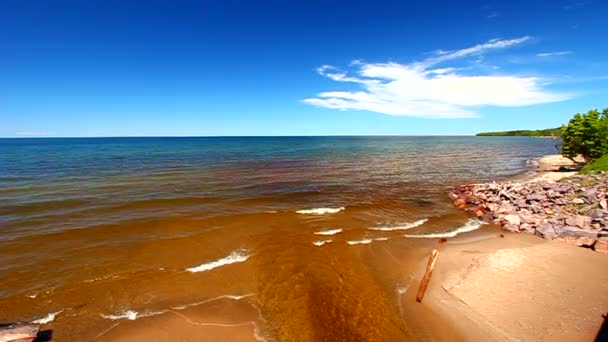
(580, 155, 608, 173)
(560, 108, 608, 163)
(476, 127, 561, 137)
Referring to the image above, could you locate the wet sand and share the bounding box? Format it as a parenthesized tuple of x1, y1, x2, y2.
(97, 228, 608, 341)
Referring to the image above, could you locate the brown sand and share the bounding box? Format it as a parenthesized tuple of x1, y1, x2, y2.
(423, 230, 608, 341)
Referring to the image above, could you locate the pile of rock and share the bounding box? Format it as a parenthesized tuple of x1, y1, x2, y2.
(449, 172, 608, 253)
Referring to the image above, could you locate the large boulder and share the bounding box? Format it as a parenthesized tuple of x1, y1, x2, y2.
(557, 226, 598, 238)
(535, 224, 557, 239)
(504, 214, 521, 226)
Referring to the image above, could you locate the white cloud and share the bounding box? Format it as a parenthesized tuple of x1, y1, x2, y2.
(536, 51, 573, 57)
(303, 37, 570, 118)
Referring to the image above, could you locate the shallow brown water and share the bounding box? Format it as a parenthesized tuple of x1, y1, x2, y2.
(0, 137, 557, 340)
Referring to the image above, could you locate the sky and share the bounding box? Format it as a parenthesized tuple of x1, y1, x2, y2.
(1, 0, 607, 137)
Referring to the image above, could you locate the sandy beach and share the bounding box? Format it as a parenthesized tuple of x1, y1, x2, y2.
(423, 230, 608, 341)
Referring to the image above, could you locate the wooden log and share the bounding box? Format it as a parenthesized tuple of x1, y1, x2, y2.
(416, 249, 439, 303)
(0, 323, 40, 342)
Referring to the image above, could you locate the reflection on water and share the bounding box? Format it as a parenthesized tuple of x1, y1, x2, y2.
(0, 137, 556, 340)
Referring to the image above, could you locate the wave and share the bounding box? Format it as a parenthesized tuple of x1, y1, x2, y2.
(403, 219, 486, 239)
(101, 310, 140, 321)
(369, 219, 428, 231)
(314, 228, 342, 236)
(186, 249, 250, 273)
(312, 240, 332, 247)
(374, 237, 389, 241)
(296, 207, 344, 215)
(102, 294, 254, 321)
(346, 238, 373, 245)
(172, 293, 254, 310)
(32, 310, 62, 324)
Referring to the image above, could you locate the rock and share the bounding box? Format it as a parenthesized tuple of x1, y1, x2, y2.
(497, 203, 516, 214)
(519, 223, 535, 234)
(488, 196, 500, 203)
(556, 185, 572, 193)
(594, 238, 608, 254)
(530, 205, 543, 214)
(504, 214, 521, 226)
(535, 223, 557, 239)
(591, 209, 604, 220)
(482, 212, 494, 222)
(557, 226, 598, 238)
(601, 199, 607, 209)
(453, 198, 465, 207)
(576, 237, 597, 248)
(485, 203, 498, 212)
(582, 187, 598, 201)
(527, 194, 545, 202)
(543, 183, 556, 190)
(475, 209, 484, 218)
(565, 216, 578, 227)
(572, 198, 585, 205)
(575, 215, 591, 229)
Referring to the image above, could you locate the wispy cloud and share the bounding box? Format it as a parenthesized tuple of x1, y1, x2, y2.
(303, 37, 570, 119)
(563, 1, 591, 10)
(486, 11, 499, 18)
(536, 51, 573, 57)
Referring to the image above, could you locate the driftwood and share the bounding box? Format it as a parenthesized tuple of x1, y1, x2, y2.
(0, 323, 40, 342)
(416, 249, 439, 303)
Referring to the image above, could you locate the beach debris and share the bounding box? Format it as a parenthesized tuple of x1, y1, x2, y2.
(0, 323, 40, 342)
(449, 172, 608, 253)
(416, 249, 439, 303)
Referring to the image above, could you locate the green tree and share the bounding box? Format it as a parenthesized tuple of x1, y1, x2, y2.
(561, 108, 608, 161)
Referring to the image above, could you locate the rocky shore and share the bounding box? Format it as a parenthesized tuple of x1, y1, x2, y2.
(449, 158, 608, 253)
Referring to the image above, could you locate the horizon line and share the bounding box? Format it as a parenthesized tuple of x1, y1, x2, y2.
(0, 134, 482, 139)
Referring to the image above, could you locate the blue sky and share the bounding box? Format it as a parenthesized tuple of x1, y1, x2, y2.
(1, 0, 607, 137)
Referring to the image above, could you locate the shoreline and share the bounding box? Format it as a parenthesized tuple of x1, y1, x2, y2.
(449, 154, 608, 253)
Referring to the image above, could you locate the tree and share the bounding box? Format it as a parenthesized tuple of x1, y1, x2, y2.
(561, 108, 608, 161)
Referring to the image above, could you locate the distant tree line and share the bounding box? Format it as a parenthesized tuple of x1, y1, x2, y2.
(476, 127, 561, 137)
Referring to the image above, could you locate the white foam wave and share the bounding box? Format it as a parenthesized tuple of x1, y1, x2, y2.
(314, 228, 342, 236)
(374, 237, 389, 241)
(32, 310, 62, 324)
(187, 249, 250, 273)
(296, 207, 344, 215)
(172, 293, 254, 310)
(346, 238, 373, 245)
(369, 219, 428, 231)
(102, 310, 139, 321)
(403, 219, 486, 239)
(312, 240, 332, 247)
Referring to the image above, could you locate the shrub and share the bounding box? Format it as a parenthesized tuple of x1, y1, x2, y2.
(561, 108, 608, 161)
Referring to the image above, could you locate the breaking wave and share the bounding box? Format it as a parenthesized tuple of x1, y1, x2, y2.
(346, 238, 373, 245)
(32, 310, 62, 324)
(296, 207, 344, 215)
(186, 249, 250, 273)
(314, 228, 342, 236)
(312, 240, 332, 247)
(369, 219, 428, 231)
(403, 219, 486, 239)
